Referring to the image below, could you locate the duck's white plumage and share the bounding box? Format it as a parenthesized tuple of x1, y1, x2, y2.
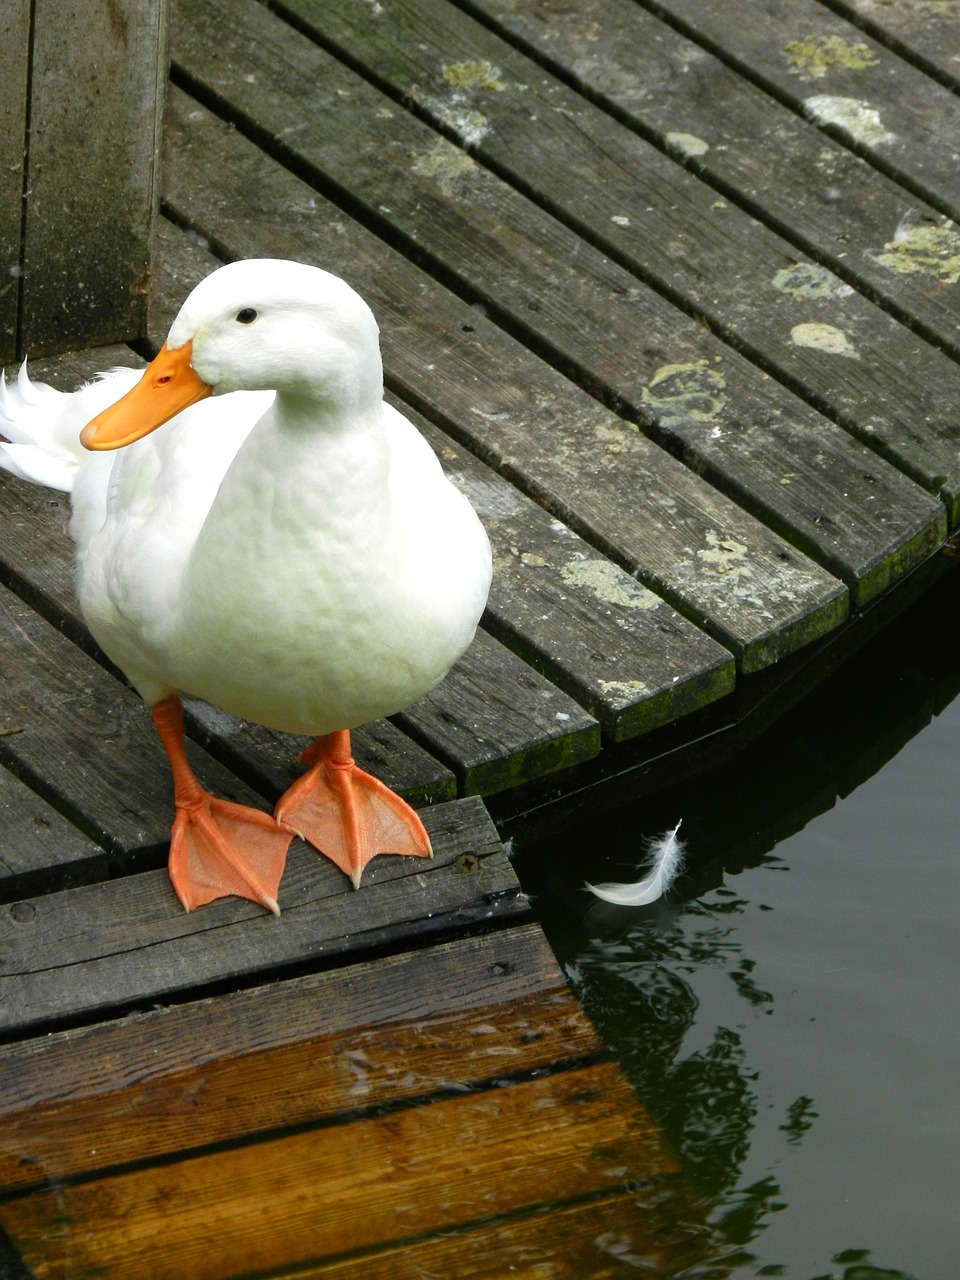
(0, 259, 492, 908)
(3, 259, 491, 733)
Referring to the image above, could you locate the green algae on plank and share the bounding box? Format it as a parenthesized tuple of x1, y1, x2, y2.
(411, 140, 478, 196)
(697, 531, 760, 600)
(427, 63, 504, 145)
(441, 60, 505, 92)
(873, 217, 960, 285)
(785, 35, 880, 80)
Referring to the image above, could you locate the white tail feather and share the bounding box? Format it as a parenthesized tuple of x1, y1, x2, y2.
(0, 361, 141, 493)
(586, 820, 685, 906)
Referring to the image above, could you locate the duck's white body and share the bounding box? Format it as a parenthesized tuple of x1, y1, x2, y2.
(72, 380, 488, 734)
(2, 262, 491, 736)
(0, 259, 492, 910)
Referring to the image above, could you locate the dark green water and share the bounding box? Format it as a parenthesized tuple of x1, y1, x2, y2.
(502, 557, 960, 1278)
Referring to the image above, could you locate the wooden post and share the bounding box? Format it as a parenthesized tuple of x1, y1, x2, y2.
(0, 0, 168, 365)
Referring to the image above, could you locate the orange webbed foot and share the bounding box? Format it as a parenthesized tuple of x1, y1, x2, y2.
(151, 693, 292, 914)
(168, 794, 293, 914)
(275, 730, 432, 888)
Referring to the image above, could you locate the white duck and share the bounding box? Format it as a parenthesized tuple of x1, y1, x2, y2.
(0, 259, 492, 914)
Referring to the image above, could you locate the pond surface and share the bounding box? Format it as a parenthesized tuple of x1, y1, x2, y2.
(502, 556, 960, 1278)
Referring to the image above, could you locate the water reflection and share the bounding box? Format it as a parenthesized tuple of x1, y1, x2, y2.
(504, 556, 960, 1278)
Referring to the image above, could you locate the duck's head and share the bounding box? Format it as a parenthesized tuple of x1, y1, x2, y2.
(81, 259, 382, 450)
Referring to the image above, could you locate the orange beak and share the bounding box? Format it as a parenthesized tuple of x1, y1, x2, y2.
(80, 340, 213, 451)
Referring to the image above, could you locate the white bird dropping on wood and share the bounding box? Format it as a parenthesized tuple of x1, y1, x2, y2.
(585, 820, 685, 906)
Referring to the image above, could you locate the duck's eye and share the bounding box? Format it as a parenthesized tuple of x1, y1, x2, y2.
(236, 308, 258, 324)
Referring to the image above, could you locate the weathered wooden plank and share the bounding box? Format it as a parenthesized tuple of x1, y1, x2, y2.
(154, 219, 735, 739)
(17, 0, 167, 359)
(0, 924, 594, 1191)
(0, 0, 29, 362)
(0, 795, 524, 1035)
(0, 764, 103, 900)
(649, 0, 960, 218)
(173, 0, 945, 610)
(585, 0, 960, 358)
(836, 0, 960, 87)
(164, 87, 848, 671)
(0, 470, 79, 637)
(396, 627, 600, 791)
(314, 0, 960, 524)
(409, 405, 735, 741)
(0, 1061, 673, 1280)
(0, 580, 266, 861)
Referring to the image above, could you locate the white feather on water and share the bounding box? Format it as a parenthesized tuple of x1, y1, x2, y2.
(585, 820, 685, 906)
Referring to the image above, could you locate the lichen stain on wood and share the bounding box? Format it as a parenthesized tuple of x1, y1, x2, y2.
(784, 35, 881, 80)
(642, 358, 728, 432)
(873, 216, 960, 284)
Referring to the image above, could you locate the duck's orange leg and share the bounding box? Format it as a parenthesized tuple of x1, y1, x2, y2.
(152, 695, 293, 914)
(275, 730, 432, 889)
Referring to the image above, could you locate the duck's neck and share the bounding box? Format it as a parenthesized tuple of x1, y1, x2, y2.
(226, 385, 391, 524)
(270, 381, 384, 439)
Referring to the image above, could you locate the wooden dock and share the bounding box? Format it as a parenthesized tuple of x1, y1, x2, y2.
(3, 0, 960, 1272)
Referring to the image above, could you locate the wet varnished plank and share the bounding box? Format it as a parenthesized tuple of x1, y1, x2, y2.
(0, 1061, 672, 1280)
(283, 1193, 711, 1278)
(163, 86, 848, 672)
(0, 924, 592, 1191)
(4, 1170, 713, 1278)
